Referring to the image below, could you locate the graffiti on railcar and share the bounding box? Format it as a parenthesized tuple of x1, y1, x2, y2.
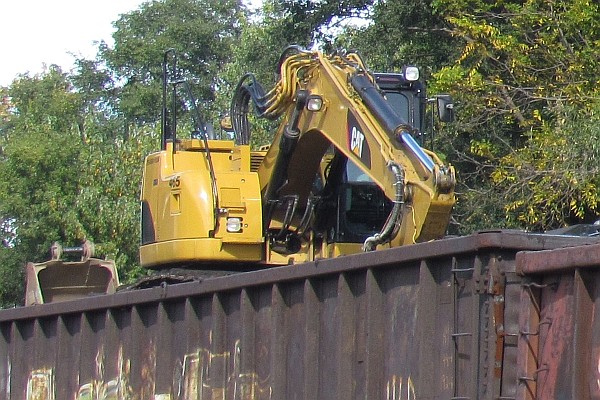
(25, 347, 133, 400)
(25, 339, 272, 399)
(173, 339, 271, 400)
(76, 347, 130, 399)
(386, 375, 416, 400)
(78, 380, 120, 400)
(441, 323, 454, 392)
(596, 354, 600, 396)
(26, 369, 54, 400)
(24, 345, 416, 400)
(26, 338, 417, 399)
(77, 346, 133, 400)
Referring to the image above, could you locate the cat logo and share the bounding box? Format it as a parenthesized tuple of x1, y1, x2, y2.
(350, 126, 365, 157)
(347, 111, 371, 168)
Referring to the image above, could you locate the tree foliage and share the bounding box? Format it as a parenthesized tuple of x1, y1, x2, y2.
(0, 70, 84, 305)
(0, 69, 157, 305)
(1, 0, 600, 307)
(77, 124, 157, 280)
(493, 105, 600, 229)
(339, 0, 458, 73)
(434, 0, 600, 127)
(432, 0, 600, 231)
(101, 0, 244, 125)
(264, 0, 372, 48)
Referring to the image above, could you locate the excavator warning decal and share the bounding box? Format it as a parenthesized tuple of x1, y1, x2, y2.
(347, 110, 371, 168)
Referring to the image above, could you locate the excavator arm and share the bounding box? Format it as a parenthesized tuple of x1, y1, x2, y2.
(232, 48, 455, 256)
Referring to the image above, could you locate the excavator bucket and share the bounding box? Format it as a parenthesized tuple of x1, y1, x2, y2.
(24, 241, 120, 306)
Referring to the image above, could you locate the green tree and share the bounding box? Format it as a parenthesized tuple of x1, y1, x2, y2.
(492, 105, 600, 229)
(0, 67, 158, 306)
(263, 0, 371, 49)
(339, 0, 458, 73)
(432, 0, 600, 231)
(100, 0, 245, 125)
(0, 69, 85, 304)
(0, 247, 26, 307)
(76, 124, 157, 280)
(214, 15, 296, 148)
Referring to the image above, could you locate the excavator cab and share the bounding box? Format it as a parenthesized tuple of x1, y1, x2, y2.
(323, 156, 393, 244)
(376, 70, 427, 135)
(375, 70, 454, 147)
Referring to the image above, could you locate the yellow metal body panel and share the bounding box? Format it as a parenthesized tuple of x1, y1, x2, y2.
(140, 239, 263, 266)
(323, 242, 365, 259)
(140, 140, 264, 268)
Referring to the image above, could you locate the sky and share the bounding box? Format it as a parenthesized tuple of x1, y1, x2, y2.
(1, 0, 147, 86)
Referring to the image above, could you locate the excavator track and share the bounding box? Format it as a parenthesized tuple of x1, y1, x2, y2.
(120, 267, 240, 290)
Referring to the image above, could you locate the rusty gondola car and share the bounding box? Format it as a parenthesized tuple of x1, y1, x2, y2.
(1, 230, 599, 399)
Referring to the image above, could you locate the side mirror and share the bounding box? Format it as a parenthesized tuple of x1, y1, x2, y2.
(436, 94, 454, 123)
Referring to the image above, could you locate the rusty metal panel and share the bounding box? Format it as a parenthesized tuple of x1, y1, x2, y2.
(516, 242, 600, 400)
(0, 231, 597, 400)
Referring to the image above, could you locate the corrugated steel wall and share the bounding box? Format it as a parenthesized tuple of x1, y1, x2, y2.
(0, 231, 597, 400)
(515, 242, 600, 400)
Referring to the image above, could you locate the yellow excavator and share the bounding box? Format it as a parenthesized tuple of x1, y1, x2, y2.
(25, 47, 456, 302)
(140, 47, 456, 270)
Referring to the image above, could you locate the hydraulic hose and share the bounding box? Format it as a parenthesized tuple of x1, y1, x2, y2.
(262, 90, 309, 233)
(351, 73, 435, 175)
(363, 162, 405, 251)
(230, 48, 316, 145)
